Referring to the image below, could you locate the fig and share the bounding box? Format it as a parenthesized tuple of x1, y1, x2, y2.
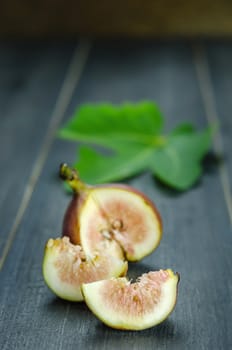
(82, 269, 179, 330)
(60, 163, 162, 261)
(43, 237, 128, 301)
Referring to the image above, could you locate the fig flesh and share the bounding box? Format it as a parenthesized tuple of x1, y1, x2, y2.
(82, 269, 179, 330)
(43, 237, 128, 301)
(60, 164, 162, 261)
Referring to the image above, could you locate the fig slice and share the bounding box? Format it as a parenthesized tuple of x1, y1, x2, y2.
(42, 236, 128, 301)
(82, 269, 179, 330)
(60, 163, 162, 261)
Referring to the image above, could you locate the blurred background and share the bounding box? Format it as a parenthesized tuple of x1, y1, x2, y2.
(1, 0, 232, 38)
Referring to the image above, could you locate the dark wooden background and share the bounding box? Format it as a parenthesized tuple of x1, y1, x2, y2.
(1, 1, 232, 37)
(0, 39, 232, 349)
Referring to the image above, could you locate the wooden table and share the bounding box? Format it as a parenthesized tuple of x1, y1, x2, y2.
(0, 39, 232, 349)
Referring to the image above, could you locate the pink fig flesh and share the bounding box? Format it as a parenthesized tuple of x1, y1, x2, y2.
(60, 164, 162, 261)
(82, 269, 179, 330)
(43, 236, 128, 301)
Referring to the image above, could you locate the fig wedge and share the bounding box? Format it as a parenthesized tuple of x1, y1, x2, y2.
(43, 237, 128, 301)
(82, 269, 179, 330)
(60, 163, 162, 261)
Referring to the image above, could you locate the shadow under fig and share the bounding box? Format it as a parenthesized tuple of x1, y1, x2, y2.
(44, 295, 91, 316)
(88, 318, 183, 348)
(126, 261, 161, 280)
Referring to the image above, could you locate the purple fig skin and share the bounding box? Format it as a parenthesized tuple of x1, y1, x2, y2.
(60, 164, 162, 261)
(62, 193, 85, 245)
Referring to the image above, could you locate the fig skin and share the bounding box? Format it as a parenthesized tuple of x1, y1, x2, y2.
(82, 269, 180, 330)
(42, 236, 128, 302)
(63, 183, 162, 244)
(60, 163, 162, 261)
(62, 192, 83, 245)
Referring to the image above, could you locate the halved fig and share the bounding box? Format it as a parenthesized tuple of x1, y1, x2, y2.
(60, 163, 162, 261)
(82, 269, 179, 330)
(43, 237, 128, 301)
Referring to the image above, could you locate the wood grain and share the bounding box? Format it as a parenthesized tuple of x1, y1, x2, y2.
(206, 42, 232, 175)
(194, 42, 232, 227)
(0, 40, 232, 349)
(0, 42, 74, 263)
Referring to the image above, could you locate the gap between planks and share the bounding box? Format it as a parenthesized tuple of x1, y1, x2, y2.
(193, 43, 232, 228)
(0, 39, 91, 271)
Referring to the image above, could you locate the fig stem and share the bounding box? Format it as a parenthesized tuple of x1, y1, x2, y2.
(59, 163, 86, 193)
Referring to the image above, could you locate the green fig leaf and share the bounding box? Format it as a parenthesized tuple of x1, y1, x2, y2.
(75, 145, 155, 184)
(59, 102, 213, 190)
(58, 102, 164, 151)
(151, 128, 213, 190)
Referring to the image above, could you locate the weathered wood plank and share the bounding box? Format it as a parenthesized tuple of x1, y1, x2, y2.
(205, 42, 232, 174)
(0, 42, 75, 262)
(194, 42, 232, 231)
(0, 41, 232, 350)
